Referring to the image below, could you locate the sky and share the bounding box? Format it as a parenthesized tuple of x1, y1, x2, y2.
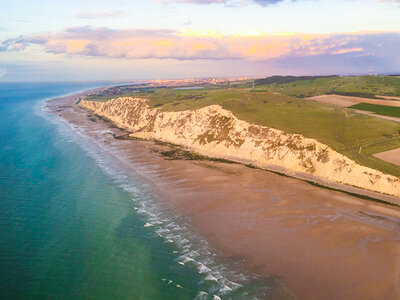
(0, 0, 400, 81)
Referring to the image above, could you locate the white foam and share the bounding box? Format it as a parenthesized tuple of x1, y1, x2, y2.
(220, 285, 233, 294)
(162, 278, 173, 285)
(194, 291, 209, 300)
(39, 99, 261, 299)
(181, 256, 195, 263)
(198, 264, 212, 274)
(205, 274, 218, 282)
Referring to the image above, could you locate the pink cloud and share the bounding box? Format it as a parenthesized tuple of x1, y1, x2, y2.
(2, 27, 399, 64)
(330, 47, 363, 55)
(75, 10, 129, 19)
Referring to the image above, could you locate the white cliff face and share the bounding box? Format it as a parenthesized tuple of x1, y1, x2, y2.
(80, 97, 400, 197)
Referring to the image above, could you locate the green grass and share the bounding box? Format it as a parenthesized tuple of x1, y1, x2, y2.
(86, 78, 400, 177)
(255, 76, 400, 98)
(85, 94, 137, 101)
(349, 103, 400, 118)
(361, 138, 400, 156)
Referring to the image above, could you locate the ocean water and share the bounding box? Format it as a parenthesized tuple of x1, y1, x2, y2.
(0, 83, 285, 300)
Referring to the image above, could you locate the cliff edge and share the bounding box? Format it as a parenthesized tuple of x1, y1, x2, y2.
(80, 97, 400, 197)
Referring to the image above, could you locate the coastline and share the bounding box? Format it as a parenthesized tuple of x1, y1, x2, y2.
(79, 97, 400, 199)
(46, 90, 400, 300)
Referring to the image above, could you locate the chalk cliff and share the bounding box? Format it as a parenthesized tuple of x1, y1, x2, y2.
(80, 97, 400, 197)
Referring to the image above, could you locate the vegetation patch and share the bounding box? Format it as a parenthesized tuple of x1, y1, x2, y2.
(349, 103, 400, 118)
(254, 76, 400, 98)
(153, 141, 237, 164)
(255, 75, 337, 86)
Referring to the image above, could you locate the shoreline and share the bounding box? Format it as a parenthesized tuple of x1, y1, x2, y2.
(79, 96, 400, 199)
(45, 90, 400, 300)
(117, 133, 400, 208)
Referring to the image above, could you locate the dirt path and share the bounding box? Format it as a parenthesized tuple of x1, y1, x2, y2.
(352, 109, 400, 123)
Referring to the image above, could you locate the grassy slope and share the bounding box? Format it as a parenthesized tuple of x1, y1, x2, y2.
(86, 77, 400, 177)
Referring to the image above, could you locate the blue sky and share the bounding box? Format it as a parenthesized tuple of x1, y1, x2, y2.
(1, 0, 400, 81)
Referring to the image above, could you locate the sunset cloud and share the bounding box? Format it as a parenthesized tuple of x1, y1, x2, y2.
(1, 27, 399, 64)
(0, 36, 29, 51)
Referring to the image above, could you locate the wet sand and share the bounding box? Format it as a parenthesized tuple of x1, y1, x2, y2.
(46, 92, 400, 300)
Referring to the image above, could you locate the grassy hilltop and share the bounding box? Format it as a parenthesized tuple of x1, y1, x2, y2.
(85, 76, 400, 177)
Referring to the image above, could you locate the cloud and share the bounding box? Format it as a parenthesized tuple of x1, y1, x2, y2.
(161, 0, 288, 6)
(252, 0, 287, 6)
(0, 36, 29, 51)
(75, 10, 129, 19)
(330, 47, 363, 55)
(2, 27, 399, 64)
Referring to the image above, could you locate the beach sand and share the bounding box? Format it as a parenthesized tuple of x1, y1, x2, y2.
(46, 92, 400, 300)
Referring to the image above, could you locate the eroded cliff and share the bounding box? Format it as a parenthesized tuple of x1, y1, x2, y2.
(80, 97, 400, 197)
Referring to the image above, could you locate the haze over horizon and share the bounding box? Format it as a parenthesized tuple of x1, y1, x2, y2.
(1, 0, 400, 82)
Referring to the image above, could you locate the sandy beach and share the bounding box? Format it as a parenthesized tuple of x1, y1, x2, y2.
(46, 92, 400, 300)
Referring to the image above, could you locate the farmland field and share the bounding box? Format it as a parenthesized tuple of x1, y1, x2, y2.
(349, 103, 400, 118)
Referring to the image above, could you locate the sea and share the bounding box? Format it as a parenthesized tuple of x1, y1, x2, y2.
(0, 82, 289, 300)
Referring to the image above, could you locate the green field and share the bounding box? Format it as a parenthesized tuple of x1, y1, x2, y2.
(86, 76, 400, 177)
(349, 103, 400, 118)
(254, 75, 400, 98)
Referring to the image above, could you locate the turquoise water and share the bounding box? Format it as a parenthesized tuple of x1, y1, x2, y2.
(0, 83, 280, 300)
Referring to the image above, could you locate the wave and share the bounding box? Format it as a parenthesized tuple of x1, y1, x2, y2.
(38, 98, 281, 300)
